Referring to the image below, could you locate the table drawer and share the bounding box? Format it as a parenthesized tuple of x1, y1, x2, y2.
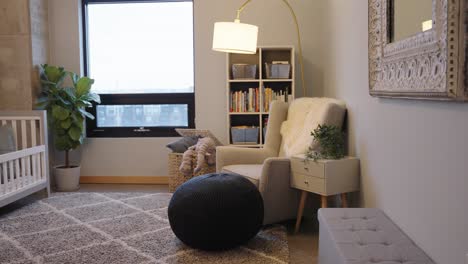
(290, 172, 325, 194)
(290, 158, 325, 178)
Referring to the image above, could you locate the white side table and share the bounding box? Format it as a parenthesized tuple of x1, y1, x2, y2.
(290, 155, 360, 233)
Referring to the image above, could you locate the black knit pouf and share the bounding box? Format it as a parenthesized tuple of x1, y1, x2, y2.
(168, 173, 264, 251)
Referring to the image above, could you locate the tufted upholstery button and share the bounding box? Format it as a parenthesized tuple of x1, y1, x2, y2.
(382, 241, 391, 246)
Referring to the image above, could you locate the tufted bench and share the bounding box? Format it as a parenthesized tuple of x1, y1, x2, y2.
(318, 208, 435, 264)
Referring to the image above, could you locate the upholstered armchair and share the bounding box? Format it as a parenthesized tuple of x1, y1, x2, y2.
(216, 98, 346, 225)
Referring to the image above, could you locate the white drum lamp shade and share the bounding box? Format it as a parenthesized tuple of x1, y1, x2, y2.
(212, 20, 258, 54)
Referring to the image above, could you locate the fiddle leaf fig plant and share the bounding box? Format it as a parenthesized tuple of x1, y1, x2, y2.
(306, 124, 345, 161)
(37, 64, 100, 168)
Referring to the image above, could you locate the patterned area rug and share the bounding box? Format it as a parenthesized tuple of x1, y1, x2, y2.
(0, 192, 289, 264)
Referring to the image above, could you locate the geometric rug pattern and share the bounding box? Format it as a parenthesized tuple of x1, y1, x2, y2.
(0, 192, 290, 264)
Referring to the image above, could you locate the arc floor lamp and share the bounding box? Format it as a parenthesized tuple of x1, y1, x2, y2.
(212, 0, 306, 96)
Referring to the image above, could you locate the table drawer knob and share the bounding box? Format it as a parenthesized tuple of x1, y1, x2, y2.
(304, 180, 309, 185)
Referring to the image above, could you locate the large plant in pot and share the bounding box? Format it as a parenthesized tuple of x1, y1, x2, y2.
(37, 64, 100, 191)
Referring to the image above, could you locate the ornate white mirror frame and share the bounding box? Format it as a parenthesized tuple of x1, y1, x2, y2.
(369, 0, 467, 101)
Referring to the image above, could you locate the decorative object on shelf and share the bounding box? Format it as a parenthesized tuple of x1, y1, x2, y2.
(37, 64, 101, 191)
(226, 46, 295, 147)
(232, 64, 257, 79)
(168, 173, 264, 251)
(306, 124, 345, 161)
(265, 61, 291, 79)
(212, 0, 307, 96)
(231, 126, 259, 144)
(368, 0, 467, 101)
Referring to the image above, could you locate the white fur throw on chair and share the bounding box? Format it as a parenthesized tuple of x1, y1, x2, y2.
(279, 98, 346, 157)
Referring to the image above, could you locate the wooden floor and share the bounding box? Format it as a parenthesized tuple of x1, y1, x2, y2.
(75, 184, 320, 263)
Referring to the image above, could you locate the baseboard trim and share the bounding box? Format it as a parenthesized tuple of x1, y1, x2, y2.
(80, 176, 169, 185)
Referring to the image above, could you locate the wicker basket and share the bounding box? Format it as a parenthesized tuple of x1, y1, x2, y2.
(168, 152, 216, 192)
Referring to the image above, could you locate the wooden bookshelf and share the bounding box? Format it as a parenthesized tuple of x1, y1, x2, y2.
(226, 46, 295, 147)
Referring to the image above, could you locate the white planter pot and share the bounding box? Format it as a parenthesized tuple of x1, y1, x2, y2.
(55, 165, 81, 192)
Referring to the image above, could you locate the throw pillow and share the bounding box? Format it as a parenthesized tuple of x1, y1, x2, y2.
(166, 136, 199, 153)
(0, 125, 17, 155)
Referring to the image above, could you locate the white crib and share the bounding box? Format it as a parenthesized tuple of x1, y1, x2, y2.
(0, 111, 50, 207)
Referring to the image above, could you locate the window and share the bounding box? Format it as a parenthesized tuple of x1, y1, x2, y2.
(82, 0, 195, 137)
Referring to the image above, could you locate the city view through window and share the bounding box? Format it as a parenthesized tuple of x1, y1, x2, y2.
(87, 2, 194, 129)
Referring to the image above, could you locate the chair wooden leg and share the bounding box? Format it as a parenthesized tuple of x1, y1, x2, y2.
(341, 193, 348, 208)
(294, 191, 308, 234)
(321, 195, 327, 208)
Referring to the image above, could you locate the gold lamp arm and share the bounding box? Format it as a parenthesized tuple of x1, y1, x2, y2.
(236, 0, 306, 96)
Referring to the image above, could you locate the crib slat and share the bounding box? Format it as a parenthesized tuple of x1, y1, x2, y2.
(31, 120, 37, 147)
(38, 120, 44, 145)
(11, 121, 18, 150)
(15, 159, 21, 189)
(6, 161, 12, 193)
(31, 155, 37, 184)
(9, 161, 17, 192)
(41, 152, 46, 180)
(1, 164, 6, 194)
(21, 120, 27, 149)
(35, 154, 40, 182)
(21, 158, 27, 187)
(1, 120, 6, 126)
(26, 156, 31, 185)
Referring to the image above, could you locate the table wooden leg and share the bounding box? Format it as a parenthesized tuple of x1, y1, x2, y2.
(294, 191, 308, 234)
(321, 195, 328, 208)
(341, 193, 348, 208)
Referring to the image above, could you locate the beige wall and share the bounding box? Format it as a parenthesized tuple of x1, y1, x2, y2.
(319, 1, 468, 263)
(48, 0, 324, 176)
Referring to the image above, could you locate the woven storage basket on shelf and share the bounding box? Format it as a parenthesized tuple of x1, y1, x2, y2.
(168, 152, 216, 192)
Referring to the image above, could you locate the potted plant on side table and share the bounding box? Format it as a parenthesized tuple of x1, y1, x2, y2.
(37, 64, 100, 191)
(306, 124, 345, 161)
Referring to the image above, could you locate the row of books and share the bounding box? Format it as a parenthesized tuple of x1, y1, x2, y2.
(263, 87, 292, 112)
(229, 87, 292, 113)
(229, 88, 260, 112)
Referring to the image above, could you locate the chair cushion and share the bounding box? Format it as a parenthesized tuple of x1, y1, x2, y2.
(222, 164, 263, 187)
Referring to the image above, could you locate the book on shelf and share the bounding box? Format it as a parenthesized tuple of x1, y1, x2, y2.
(263, 86, 292, 112)
(230, 88, 260, 112)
